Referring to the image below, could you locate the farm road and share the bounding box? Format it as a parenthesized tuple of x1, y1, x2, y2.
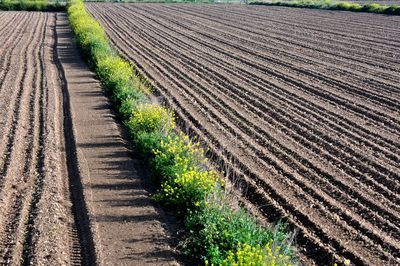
(0, 11, 179, 265)
(87, 3, 400, 265)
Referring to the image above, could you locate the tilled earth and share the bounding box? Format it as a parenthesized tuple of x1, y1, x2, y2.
(0, 11, 75, 264)
(0, 11, 178, 265)
(86, 4, 400, 265)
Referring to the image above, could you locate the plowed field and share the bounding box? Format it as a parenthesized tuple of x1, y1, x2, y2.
(0, 11, 178, 266)
(0, 11, 82, 264)
(87, 4, 400, 265)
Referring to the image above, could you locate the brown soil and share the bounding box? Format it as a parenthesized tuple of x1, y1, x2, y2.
(0, 11, 179, 265)
(86, 3, 400, 265)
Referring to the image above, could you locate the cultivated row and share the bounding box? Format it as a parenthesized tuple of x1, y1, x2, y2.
(0, 12, 84, 265)
(87, 4, 400, 265)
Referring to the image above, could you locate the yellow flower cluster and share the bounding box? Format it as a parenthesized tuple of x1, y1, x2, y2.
(97, 55, 133, 83)
(157, 132, 207, 165)
(219, 242, 292, 266)
(68, 1, 106, 44)
(152, 132, 223, 207)
(130, 103, 175, 135)
(156, 168, 220, 207)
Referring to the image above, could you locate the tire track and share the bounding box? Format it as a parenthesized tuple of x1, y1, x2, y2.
(54, 13, 97, 265)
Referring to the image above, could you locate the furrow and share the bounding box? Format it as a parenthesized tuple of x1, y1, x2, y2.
(0, 12, 42, 191)
(0, 12, 46, 264)
(109, 18, 400, 258)
(20, 13, 52, 265)
(91, 7, 396, 262)
(123, 4, 400, 143)
(163, 5, 400, 95)
(95, 6, 400, 212)
(87, 4, 400, 265)
(141, 5, 400, 133)
(0, 12, 33, 94)
(164, 5, 400, 101)
(122, 5, 400, 173)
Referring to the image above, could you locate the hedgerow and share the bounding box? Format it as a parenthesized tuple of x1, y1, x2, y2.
(249, 0, 400, 15)
(67, 0, 297, 264)
(0, 0, 64, 11)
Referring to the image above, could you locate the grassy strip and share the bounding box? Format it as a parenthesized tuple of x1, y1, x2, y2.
(0, 0, 65, 11)
(249, 0, 400, 15)
(85, 0, 241, 3)
(68, 0, 296, 264)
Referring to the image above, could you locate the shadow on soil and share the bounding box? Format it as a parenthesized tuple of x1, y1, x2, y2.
(56, 12, 183, 265)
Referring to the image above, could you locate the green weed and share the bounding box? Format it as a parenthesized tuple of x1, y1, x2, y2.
(250, 0, 400, 15)
(0, 0, 64, 11)
(184, 202, 295, 265)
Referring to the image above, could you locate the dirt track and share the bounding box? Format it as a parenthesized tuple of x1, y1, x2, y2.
(0, 11, 178, 265)
(86, 4, 400, 265)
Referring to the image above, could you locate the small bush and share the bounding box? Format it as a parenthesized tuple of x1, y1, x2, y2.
(250, 0, 400, 15)
(127, 103, 175, 135)
(0, 0, 13, 10)
(149, 132, 223, 211)
(331, 2, 362, 11)
(0, 0, 64, 11)
(221, 242, 293, 266)
(363, 3, 383, 12)
(184, 203, 294, 265)
(96, 55, 133, 89)
(382, 5, 400, 14)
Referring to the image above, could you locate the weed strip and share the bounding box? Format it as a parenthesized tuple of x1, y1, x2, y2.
(67, 1, 296, 264)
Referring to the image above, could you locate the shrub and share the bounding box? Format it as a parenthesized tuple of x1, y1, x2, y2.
(184, 203, 294, 265)
(383, 5, 400, 15)
(250, 0, 400, 15)
(96, 55, 133, 89)
(127, 103, 175, 135)
(148, 132, 222, 211)
(0, 0, 13, 10)
(331, 2, 362, 11)
(363, 3, 383, 12)
(221, 242, 293, 266)
(0, 0, 64, 11)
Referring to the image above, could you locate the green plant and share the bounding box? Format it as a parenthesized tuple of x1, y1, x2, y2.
(0, 0, 13, 10)
(363, 3, 383, 12)
(332, 2, 362, 11)
(127, 103, 175, 135)
(382, 5, 400, 14)
(184, 202, 294, 265)
(150, 132, 222, 211)
(221, 242, 293, 266)
(249, 0, 400, 15)
(0, 0, 64, 11)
